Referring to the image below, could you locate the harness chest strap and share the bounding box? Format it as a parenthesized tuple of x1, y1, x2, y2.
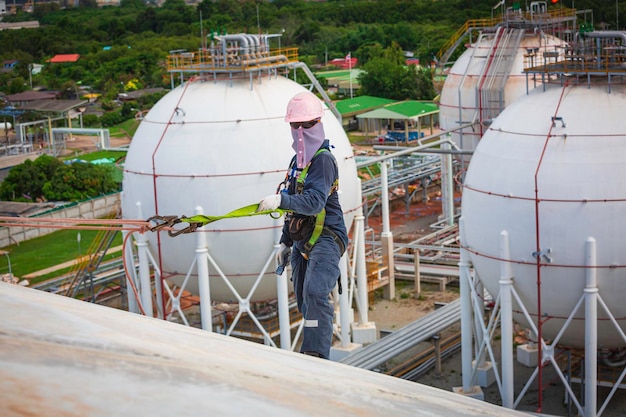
(296, 148, 339, 195)
(292, 147, 343, 258)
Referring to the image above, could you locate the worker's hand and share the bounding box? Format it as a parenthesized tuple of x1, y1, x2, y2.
(275, 243, 291, 275)
(257, 194, 282, 212)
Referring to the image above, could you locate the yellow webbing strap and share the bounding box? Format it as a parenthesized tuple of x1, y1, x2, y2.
(305, 208, 326, 251)
(179, 204, 290, 226)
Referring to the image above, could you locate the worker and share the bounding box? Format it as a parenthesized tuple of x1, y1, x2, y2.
(257, 91, 348, 359)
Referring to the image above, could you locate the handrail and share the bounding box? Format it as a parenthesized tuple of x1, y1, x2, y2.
(166, 47, 299, 74)
(436, 17, 500, 62)
(436, 7, 577, 62)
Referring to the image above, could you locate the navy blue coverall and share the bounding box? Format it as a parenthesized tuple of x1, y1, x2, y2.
(278, 140, 348, 359)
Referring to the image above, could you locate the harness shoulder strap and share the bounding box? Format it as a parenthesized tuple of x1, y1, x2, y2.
(296, 148, 328, 188)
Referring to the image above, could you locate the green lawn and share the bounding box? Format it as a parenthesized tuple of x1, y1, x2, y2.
(0, 227, 123, 284)
(108, 118, 140, 138)
(75, 150, 127, 162)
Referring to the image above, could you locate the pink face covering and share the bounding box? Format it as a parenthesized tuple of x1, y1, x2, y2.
(291, 122, 326, 169)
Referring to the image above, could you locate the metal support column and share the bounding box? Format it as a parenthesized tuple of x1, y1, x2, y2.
(123, 229, 139, 314)
(194, 206, 213, 331)
(459, 218, 474, 393)
(441, 141, 455, 226)
(380, 160, 395, 299)
(500, 230, 514, 408)
(136, 204, 153, 317)
(355, 180, 369, 325)
(339, 255, 350, 348)
(275, 214, 292, 350)
(276, 256, 291, 350)
(584, 237, 598, 417)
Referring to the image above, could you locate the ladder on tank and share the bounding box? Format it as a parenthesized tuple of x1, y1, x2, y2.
(451, 27, 523, 151)
(476, 27, 523, 125)
(452, 30, 498, 149)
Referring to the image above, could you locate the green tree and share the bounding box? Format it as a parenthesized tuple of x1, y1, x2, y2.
(0, 155, 61, 201)
(1, 0, 621, 104)
(44, 163, 118, 201)
(358, 43, 435, 100)
(0, 154, 118, 202)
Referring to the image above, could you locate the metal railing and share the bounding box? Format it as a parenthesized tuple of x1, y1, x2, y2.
(166, 47, 299, 75)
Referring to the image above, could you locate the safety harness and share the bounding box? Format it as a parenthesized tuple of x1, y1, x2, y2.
(290, 148, 344, 259)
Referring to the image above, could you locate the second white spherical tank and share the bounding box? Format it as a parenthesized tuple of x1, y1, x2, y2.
(461, 81, 626, 348)
(122, 75, 360, 302)
(439, 33, 567, 155)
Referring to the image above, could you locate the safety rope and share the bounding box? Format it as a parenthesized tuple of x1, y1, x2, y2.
(0, 205, 288, 317)
(147, 204, 291, 237)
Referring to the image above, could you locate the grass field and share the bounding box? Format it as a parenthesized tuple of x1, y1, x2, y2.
(108, 118, 140, 138)
(0, 227, 124, 284)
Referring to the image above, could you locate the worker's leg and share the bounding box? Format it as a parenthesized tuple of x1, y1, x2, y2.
(299, 235, 340, 359)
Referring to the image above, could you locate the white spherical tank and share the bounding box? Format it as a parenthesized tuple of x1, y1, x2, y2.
(122, 75, 360, 302)
(461, 81, 626, 349)
(439, 33, 567, 155)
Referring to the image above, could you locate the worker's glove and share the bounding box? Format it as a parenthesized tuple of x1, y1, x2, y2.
(257, 194, 282, 212)
(275, 243, 291, 275)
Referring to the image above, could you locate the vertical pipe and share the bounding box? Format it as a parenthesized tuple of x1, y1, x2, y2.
(153, 257, 164, 320)
(355, 180, 369, 325)
(276, 258, 291, 350)
(380, 161, 395, 299)
(441, 141, 455, 226)
(380, 161, 391, 234)
(584, 237, 597, 417)
(474, 278, 486, 366)
(67, 112, 72, 141)
(122, 230, 139, 314)
(135, 202, 153, 316)
(339, 255, 350, 348)
(275, 214, 291, 350)
(433, 334, 442, 375)
(47, 116, 53, 153)
(136, 232, 153, 316)
(194, 206, 213, 331)
(500, 230, 514, 409)
(459, 218, 474, 393)
(414, 249, 421, 297)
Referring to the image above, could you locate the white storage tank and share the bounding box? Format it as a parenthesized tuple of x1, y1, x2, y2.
(122, 75, 359, 302)
(461, 81, 626, 348)
(439, 32, 567, 156)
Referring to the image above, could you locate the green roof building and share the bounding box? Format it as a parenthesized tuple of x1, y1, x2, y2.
(334, 96, 396, 118)
(332, 97, 439, 143)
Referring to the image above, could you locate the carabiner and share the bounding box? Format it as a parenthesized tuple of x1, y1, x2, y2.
(146, 215, 181, 232)
(167, 221, 203, 237)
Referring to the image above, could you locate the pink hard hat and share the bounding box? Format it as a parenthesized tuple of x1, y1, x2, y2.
(284, 91, 324, 123)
